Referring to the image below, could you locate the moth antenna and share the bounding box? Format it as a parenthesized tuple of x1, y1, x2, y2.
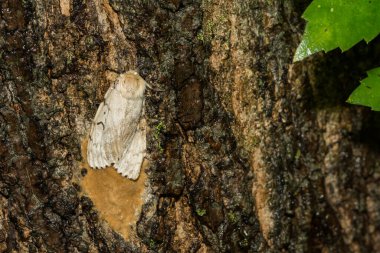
(145, 82, 164, 92)
(145, 81, 153, 89)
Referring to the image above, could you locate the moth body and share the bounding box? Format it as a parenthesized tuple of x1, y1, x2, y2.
(87, 71, 147, 180)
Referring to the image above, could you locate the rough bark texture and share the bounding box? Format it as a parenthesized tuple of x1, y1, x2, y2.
(1, 0, 380, 252)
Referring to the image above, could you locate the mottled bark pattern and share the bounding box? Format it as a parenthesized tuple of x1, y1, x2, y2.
(1, 0, 380, 252)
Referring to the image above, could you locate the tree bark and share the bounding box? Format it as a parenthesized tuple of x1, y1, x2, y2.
(1, 0, 380, 252)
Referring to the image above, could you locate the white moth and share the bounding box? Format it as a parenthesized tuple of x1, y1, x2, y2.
(87, 71, 147, 180)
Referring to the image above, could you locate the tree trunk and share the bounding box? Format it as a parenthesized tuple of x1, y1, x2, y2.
(1, 0, 380, 252)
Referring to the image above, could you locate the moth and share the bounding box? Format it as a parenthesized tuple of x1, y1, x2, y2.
(87, 71, 147, 180)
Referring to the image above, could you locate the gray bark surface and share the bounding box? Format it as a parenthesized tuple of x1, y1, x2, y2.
(1, 0, 380, 252)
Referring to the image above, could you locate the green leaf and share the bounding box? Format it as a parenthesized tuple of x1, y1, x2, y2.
(294, 0, 380, 62)
(347, 67, 380, 111)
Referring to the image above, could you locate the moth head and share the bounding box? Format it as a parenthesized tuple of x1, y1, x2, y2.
(117, 71, 147, 97)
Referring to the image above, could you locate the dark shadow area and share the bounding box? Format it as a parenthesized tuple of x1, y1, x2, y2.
(311, 34, 380, 109)
(309, 34, 380, 154)
(352, 111, 380, 152)
(293, 0, 313, 15)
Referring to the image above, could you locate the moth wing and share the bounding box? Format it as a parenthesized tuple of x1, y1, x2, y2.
(87, 83, 144, 169)
(87, 101, 110, 168)
(114, 118, 146, 180)
(102, 87, 143, 163)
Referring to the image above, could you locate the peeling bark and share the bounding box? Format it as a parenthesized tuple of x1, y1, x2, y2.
(1, 0, 380, 252)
